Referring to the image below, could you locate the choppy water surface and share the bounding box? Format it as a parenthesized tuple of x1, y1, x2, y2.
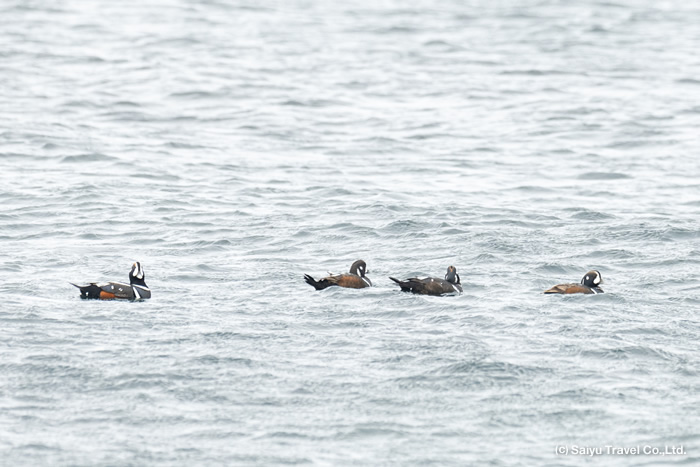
(2, 0, 700, 465)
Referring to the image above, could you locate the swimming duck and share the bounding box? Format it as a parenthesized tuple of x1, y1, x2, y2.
(544, 270, 603, 294)
(389, 265, 462, 295)
(304, 260, 372, 290)
(71, 262, 151, 300)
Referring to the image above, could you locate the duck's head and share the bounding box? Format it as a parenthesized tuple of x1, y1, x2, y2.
(581, 270, 602, 288)
(129, 262, 146, 284)
(445, 265, 460, 284)
(349, 260, 368, 277)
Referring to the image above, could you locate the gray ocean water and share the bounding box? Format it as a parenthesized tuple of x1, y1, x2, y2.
(2, 0, 700, 465)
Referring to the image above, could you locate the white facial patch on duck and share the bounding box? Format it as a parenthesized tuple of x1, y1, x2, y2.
(593, 273, 601, 285)
(133, 263, 144, 279)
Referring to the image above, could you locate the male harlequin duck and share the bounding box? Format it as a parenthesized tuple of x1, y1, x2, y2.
(544, 270, 603, 294)
(389, 266, 462, 296)
(304, 260, 372, 290)
(71, 262, 151, 300)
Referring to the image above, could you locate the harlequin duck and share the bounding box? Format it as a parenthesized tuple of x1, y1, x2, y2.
(71, 262, 151, 300)
(389, 266, 462, 295)
(304, 260, 372, 290)
(544, 270, 603, 294)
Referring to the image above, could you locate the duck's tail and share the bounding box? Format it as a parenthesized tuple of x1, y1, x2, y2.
(304, 274, 333, 290)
